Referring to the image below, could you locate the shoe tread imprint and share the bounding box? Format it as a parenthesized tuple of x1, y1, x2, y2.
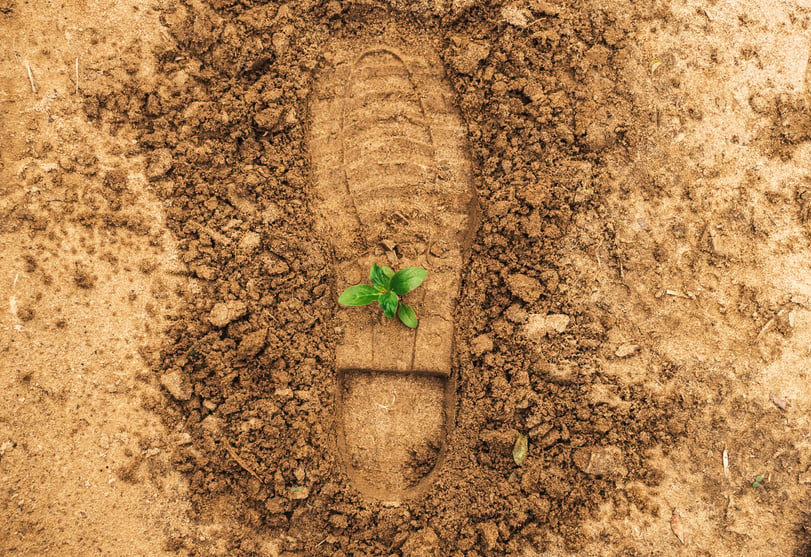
(308, 35, 477, 500)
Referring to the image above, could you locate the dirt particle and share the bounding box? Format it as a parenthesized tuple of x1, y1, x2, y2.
(500, 6, 530, 28)
(237, 328, 267, 360)
(208, 301, 247, 327)
(523, 313, 570, 339)
(543, 222, 563, 239)
(522, 210, 544, 238)
(17, 305, 35, 322)
(450, 39, 490, 75)
(540, 269, 560, 292)
(480, 428, 519, 454)
(471, 333, 494, 356)
(23, 254, 37, 272)
(328, 513, 348, 529)
(238, 231, 262, 253)
(262, 255, 290, 276)
(262, 203, 281, 224)
(769, 393, 787, 411)
(401, 527, 440, 557)
(504, 304, 529, 324)
(254, 105, 284, 131)
(518, 179, 551, 208)
(73, 264, 97, 289)
(272, 31, 289, 55)
(538, 427, 561, 448)
(614, 343, 640, 358)
(264, 497, 288, 514)
(478, 521, 500, 550)
(573, 446, 627, 478)
(190, 264, 218, 281)
(506, 273, 542, 303)
(160, 370, 192, 401)
(103, 169, 129, 192)
(289, 486, 309, 500)
(237, 2, 287, 29)
(115, 456, 143, 483)
(138, 257, 158, 274)
(146, 148, 173, 181)
(527, 493, 551, 520)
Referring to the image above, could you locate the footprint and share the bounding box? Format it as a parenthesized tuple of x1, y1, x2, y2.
(309, 38, 477, 500)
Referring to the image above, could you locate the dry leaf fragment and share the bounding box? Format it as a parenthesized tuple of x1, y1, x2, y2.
(0, 440, 13, 457)
(513, 433, 528, 466)
(769, 393, 787, 411)
(671, 509, 686, 544)
(722, 448, 729, 479)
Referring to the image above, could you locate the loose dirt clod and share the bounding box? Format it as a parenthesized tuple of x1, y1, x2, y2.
(208, 301, 247, 327)
(524, 313, 570, 339)
(506, 273, 543, 304)
(614, 343, 640, 358)
(160, 370, 192, 401)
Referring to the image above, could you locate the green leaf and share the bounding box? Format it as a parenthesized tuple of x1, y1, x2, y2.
(382, 266, 395, 279)
(390, 267, 427, 295)
(513, 433, 528, 466)
(338, 284, 380, 306)
(378, 290, 399, 319)
(369, 263, 392, 291)
(397, 304, 418, 329)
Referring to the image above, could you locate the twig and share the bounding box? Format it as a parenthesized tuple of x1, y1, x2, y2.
(223, 439, 263, 484)
(375, 393, 397, 411)
(754, 308, 787, 343)
(23, 59, 37, 94)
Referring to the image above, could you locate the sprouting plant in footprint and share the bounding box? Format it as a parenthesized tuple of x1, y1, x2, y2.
(338, 263, 426, 328)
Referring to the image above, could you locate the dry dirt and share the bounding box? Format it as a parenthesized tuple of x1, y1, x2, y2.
(2, 0, 811, 555)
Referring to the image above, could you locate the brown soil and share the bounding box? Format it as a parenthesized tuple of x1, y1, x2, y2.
(2, 0, 811, 556)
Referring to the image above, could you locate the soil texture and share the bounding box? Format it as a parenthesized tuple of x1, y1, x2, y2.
(2, 0, 811, 555)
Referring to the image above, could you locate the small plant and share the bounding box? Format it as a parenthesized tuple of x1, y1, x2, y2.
(338, 263, 427, 329)
(753, 475, 763, 488)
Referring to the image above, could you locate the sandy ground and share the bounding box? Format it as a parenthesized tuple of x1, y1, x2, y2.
(1, 0, 810, 555)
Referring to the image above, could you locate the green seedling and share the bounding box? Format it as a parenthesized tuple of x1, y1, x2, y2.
(753, 475, 763, 488)
(338, 263, 427, 329)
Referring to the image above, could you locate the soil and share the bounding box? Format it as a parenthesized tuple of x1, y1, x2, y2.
(1, 0, 811, 556)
